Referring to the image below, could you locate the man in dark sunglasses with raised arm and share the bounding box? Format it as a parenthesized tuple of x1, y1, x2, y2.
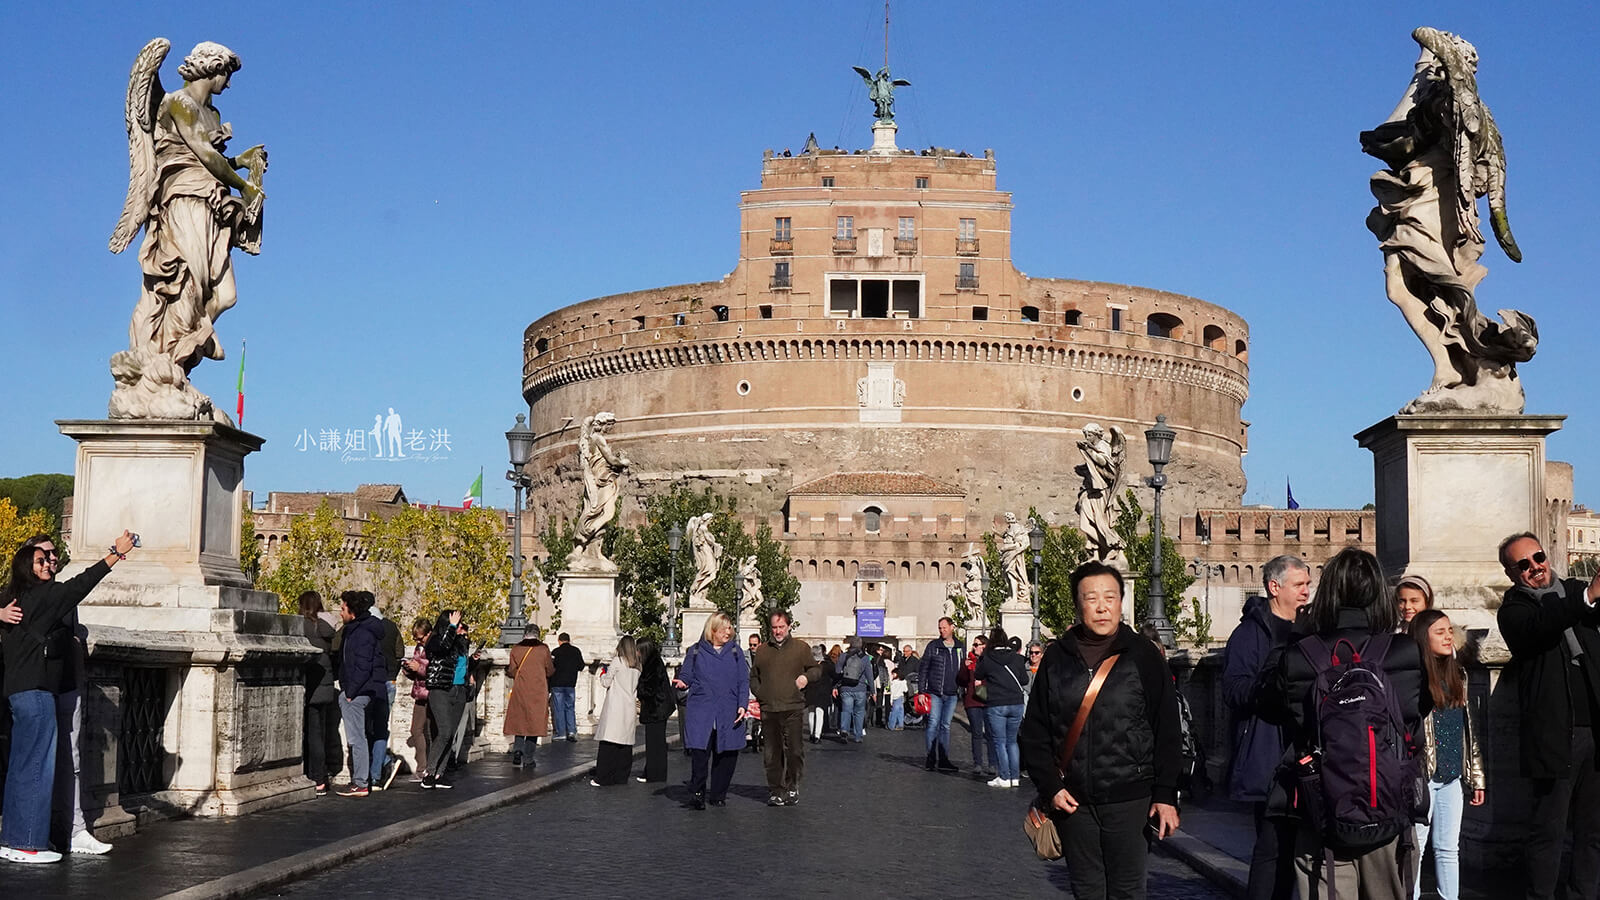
(1498, 531, 1600, 900)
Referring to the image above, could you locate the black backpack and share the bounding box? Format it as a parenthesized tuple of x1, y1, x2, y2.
(1290, 634, 1422, 851)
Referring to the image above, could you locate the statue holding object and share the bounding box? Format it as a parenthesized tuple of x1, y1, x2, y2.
(570, 412, 630, 571)
(687, 513, 722, 609)
(1362, 27, 1537, 414)
(109, 39, 267, 424)
(1075, 424, 1127, 569)
(853, 65, 910, 122)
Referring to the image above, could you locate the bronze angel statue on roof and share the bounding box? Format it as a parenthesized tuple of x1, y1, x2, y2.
(853, 66, 910, 122)
(1361, 27, 1536, 414)
(108, 39, 267, 424)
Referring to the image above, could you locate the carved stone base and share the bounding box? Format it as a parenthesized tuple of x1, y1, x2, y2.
(558, 570, 620, 735)
(1400, 373, 1525, 416)
(870, 120, 899, 155)
(1355, 413, 1564, 636)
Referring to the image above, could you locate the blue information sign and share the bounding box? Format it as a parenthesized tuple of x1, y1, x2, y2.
(855, 608, 886, 637)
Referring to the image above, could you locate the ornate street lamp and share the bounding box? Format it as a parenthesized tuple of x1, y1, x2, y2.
(501, 413, 535, 646)
(1029, 520, 1045, 643)
(666, 523, 683, 659)
(1144, 414, 1176, 648)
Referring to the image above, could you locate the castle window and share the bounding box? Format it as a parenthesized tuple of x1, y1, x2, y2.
(534, 337, 549, 355)
(971, 306, 988, 321)
(1203, 324, 1226, 351)
(916, 176, 929, 189)
(1064, 310, 1082, 326)
(1110, 308, 1123, 331)
(759, 304, 773, 319)
(713, 305, 730, 322)
(774, 217, 791, 241)
(836, 216, 854, 239)
(1147, 312, 1184, 339)
(771, 261, 791, 290)
(958, 218, 976, 240)
(863, 506, 883, 533)
(821, 176, 835, 187)
(827, 275, 923, 318)
(673, 313, 686, 326)
(633, 315, 646, 330)
(898, 217, 915, 240)
(958, 262, 978, 290)
(1020, 305, 1040, 323)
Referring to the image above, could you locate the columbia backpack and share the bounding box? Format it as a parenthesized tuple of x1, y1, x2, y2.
(1291, 634, 1422, 852)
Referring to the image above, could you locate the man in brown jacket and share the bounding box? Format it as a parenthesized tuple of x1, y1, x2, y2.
(750, 611, 822, 807)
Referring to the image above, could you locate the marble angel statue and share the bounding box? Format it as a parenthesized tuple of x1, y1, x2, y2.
(1075, 424, 1127, 566)
(1361, 27, 1536, 413)
(109, 39, 267, 423)
(571, 412, 630, 570)
(687, 513, 723, 608)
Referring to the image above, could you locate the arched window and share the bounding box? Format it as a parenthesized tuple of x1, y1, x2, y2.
(1020, 305, 1040, 323)
(1203, 324, 1226, 351)
(534, 337, 549, 355)
(863, 506, 883, 533)
(1063, 309, 1082, 326)
(1146, 313, 1184, 339)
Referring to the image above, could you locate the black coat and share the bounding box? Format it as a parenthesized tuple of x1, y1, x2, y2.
(1498, 577, 1600, 779)
(638, 653, 676, 725)
(975, 646, 1029, 707)
(1, 562, 109, 697)
(1262, 607, 1427, 752)
(1018, 624, 1181, 808)
(1221, 596, 1293, 802)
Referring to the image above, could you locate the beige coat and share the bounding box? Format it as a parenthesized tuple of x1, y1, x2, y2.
(503, 640, 556, 737)
(595, 663, 640, 745)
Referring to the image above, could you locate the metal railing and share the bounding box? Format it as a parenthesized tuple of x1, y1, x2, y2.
(833, 236, 857, 253)
(957, 238, 980, 255)
(769, 238, 793, 255)
(894, 237, 917, 254)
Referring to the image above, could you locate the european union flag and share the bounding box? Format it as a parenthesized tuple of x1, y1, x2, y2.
(1287, 480, 1300, 510)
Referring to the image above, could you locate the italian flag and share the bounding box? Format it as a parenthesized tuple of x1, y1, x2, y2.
(463, 470, 483, 508)
(235, 341, 246, 426)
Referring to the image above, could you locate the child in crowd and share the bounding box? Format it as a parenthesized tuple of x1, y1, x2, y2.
(887, 667, 907, 730)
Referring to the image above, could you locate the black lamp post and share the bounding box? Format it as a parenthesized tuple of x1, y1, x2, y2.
(1029, 520, 1045, 643)
(1144, 414, 1176, 648)
(666, 523, 683, 659)
(502, 413, 535, 646)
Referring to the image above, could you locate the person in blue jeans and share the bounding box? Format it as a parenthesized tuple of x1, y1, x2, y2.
(976, 626, 1029, 788)
(1, 531, 134, 865)
(836, 637, 873, 743)
(550, 633, 584, 740)
(335, 591, 388, 798)
(918, 616, 965, 772)
(1409, 610, 1485, 900)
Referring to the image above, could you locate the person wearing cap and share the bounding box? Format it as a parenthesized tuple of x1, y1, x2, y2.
(1396, 574, 1434, 628)
(1497, 531, 1600, 900)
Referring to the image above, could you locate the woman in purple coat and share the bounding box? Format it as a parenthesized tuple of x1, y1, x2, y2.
(672, 612, 747, 810)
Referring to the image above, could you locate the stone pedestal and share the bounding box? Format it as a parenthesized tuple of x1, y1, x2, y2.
(1356, 412, 1564, 866)
(870, 120, 898, 154)
(557, 570, 620, 734)
(55, 420, 317, 830)
(1355, 413, 1564, 635)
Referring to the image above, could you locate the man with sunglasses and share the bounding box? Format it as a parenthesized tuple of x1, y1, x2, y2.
(1498, 531, 1600, 900)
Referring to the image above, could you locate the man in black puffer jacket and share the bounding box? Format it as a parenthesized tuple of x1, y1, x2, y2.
(335, 591, 388, 797)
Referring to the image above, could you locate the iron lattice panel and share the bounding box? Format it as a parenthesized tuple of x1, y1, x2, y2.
(117, 667, 168, 795)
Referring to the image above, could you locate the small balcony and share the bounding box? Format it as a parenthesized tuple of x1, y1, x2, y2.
(956, 274, 980, 290)
(769, 274, 792, 290)
(833, 236, 857, 254)
(894, 237, 917, 254)
(956, 238, 980, 256)
(769, 238, 793, 255)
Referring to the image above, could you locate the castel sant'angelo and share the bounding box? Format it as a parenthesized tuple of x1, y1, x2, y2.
(522, 74, 1256, 642)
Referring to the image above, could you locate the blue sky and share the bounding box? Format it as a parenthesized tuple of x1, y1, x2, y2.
(2, 2, 1595, 512)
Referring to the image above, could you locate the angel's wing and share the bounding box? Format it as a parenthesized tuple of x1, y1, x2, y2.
(852, 65, 872, 81)
(1109, 426, 1127, 466)
(892, 79, 911, 87)
(110, 38, 170, 254)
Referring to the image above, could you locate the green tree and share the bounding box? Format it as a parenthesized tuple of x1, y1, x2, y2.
(1113, 489, 1197, 625)
(0, 474, 73, 532)
(363, 505, 430, 607)
(1032, 507, 1090, 636)
(609, 485, 799, 642)
(536, 516, 575, 633)
(413, 507, 511, 648)
(240, 501, 263, 586)
(1574, 556, 1600, 580)
(258, 499, 352, 614)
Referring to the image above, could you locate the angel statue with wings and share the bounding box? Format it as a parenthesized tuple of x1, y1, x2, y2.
(1361, 27, 1536, 414)
(108, 39, 267, 424)
(852, 66, 910, 122)
(1074, 423, 1127, 567)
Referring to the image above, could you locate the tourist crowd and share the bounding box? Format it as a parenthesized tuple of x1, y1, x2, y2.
(3, 530, 1596, 900)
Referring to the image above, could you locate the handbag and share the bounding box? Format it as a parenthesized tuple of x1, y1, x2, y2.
(1023, 653, 1122, 861)
(506, 646, 534, 699)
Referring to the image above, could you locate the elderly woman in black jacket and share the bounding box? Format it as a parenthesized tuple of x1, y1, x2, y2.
(1261, 547, 1426, 900)
(1019, 561, 1181, 900)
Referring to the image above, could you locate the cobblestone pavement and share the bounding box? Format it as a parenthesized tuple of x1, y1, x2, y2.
(267, 727, 1229, 899)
